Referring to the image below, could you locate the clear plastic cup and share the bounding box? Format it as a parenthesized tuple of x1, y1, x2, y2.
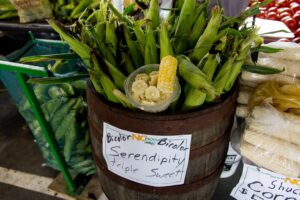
(124, 64, 181, 113)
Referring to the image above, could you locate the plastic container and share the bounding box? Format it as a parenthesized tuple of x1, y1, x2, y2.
(124, 64, 181, 113)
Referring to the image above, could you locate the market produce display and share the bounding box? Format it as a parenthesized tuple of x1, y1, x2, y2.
(236, 41, 300, 117)
(0, 0, 18, 20)
(240, 87, 300, 177)
(50, 0, 99, 22)
(249, 0, 300, 43)
(48, 0, 274, 112)
(0, 0, 100, 23)
(19, 79, 96, 175)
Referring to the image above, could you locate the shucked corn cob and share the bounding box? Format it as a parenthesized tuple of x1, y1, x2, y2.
(157, 56, 178, 94)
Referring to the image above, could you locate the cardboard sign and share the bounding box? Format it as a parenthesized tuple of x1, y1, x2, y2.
(102, 122, 191, 187)
(231, 164, 300, 200)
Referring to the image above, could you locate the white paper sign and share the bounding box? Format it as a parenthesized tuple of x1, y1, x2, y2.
(231, 164, 300, 200)
(102, 122, 191, 187)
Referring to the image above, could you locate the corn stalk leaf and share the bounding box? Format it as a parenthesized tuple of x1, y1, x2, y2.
(242, 64, 284, 75)
(20, 53, 79, 63)
(27, 74, 89, 84)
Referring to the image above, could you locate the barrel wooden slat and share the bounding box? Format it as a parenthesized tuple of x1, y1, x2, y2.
(87, 81, 238, 200)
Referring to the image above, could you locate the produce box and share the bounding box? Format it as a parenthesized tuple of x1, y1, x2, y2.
(0, 38, 95, 176)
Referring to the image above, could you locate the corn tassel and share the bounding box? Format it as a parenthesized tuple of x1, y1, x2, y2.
(189, 6, 223, 63)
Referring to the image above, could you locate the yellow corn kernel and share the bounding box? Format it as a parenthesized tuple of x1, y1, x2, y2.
(157, 55, 178, 93)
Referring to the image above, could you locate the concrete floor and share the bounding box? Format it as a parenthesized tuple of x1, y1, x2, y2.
(0, 82, 62, 200)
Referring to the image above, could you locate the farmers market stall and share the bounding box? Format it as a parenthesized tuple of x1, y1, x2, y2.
(1, 0, 300, 200)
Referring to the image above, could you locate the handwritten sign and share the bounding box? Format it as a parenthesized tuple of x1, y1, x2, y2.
(102, 122, 191, 187)
(231, 164, 300, 200)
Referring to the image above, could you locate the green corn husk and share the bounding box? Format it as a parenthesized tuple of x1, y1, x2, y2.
(108, 3, 133, 25)
(187, 1, 208, 49)
(182, 53, 219, 110)
(214, 54, 236, 96)
(95, 21, 106, 42)
(104, 60, 126, 91)
(112, 89, 133, 109)
(133, 21, 146, 55)
(70, 0, 90, 19)
(145, 26, 158, 64)
(91, 54, 119, 103)
(224, 32, 262, 92)
(177, 55, 216, 99)
(123, 24, 143, 68)
(121, 52, 135, 75)
(159, 22, 173, 59)
(88, 27, 117, 66)
(0, 11, 18, 19)
(146, 0, 160, 29)
(182, 84, 207, 111)
(202, 54, 219, 80)
(173, 0, 196, 54)
(105, 21, 117, 56)
(189, 6, 223, 63)
(48, 20, 91, 67)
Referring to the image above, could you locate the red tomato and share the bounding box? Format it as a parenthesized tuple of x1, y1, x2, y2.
(259, 7, 267, 11)
(294, 28, 300, 37)
(267, 12, 279, 20)
(282, 16, 297, 30)
(268, 7, 278, 13)
(278, 7, 293, 15)
(267, 1, 276, 7)
(293, 11, 300, 21)
(277, 0, 289, 8)
(279, 11, 291, 19)
(257, 11, 266, 19)
(292, 37, 300, 43)
(290, 3, 300, 13)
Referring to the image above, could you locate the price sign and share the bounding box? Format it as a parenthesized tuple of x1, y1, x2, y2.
(102, 122, 192, 187)
(231, 164, 300, 200)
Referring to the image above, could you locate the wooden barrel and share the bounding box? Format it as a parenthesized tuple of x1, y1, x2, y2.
(87, 81, 237, 200)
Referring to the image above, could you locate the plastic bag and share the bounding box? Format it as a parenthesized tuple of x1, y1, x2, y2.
(10, 0, 52, 23)
(0, 39, 95, 175)
(237, 42, 300, 118)
(19, 80, 95, 175)
(240, 103, 300, 178)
